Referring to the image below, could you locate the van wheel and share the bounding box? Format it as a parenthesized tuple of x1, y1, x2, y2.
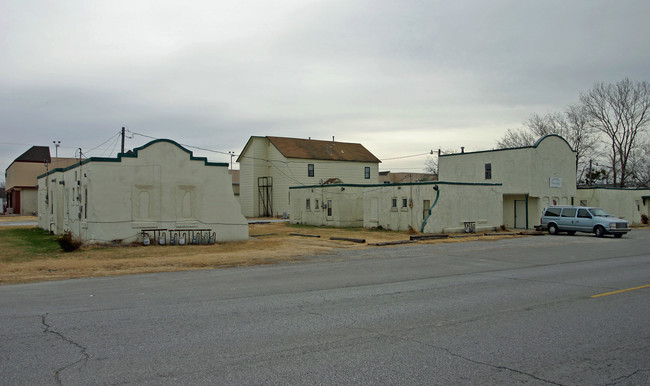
(548, 223, 559, 235)
(566, 231, 576, 236)
(594, 226, 605, 238)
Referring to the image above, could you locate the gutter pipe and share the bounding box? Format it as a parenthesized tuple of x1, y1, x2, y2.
(420, 188, 440, 233)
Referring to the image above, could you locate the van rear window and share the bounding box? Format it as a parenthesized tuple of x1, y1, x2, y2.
(544, 208, 561, 217)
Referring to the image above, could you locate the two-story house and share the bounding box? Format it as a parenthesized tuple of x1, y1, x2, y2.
(237, 136, 381, 218)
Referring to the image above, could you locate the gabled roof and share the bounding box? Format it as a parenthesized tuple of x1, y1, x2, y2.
(238, 136, 381, 163)
(14, 146, 51, 163)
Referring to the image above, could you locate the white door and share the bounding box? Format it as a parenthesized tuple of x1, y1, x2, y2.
(514, 200, 526, 229)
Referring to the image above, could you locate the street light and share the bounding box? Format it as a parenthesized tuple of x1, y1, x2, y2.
(52, 141, 61, 157)
(228, 151, 235, 170)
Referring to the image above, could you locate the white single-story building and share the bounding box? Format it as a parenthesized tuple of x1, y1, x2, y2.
(577, 187, 650, 224)
(38, 139, 248, 244)
(438, 135, 577, 229)
(290, 181, 503, 234)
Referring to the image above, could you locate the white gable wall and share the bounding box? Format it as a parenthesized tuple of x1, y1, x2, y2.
(438, 135, 576, 229)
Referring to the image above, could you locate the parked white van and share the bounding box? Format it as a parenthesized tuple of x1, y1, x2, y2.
(540, 206, 630, 238)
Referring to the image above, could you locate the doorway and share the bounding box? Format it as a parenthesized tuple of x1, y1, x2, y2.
(514, 200, 526, 229)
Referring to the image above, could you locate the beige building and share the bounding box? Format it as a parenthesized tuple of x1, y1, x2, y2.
(290, 181, 503, 234)
(5, 146, 76, 215)
(438, 135, 577, 229)
(237, 136, 381, 218)
(38, 139, 248, 244)
(577, 187, 650, 224)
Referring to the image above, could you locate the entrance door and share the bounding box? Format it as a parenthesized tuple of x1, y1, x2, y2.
(514, 200, 526, 229)
(423, 200, 430, 220)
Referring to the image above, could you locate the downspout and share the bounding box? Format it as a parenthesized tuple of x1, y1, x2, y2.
(420, 187, 440, 233)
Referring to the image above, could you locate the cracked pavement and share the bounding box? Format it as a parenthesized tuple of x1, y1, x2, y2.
(1, 230, 649, 384)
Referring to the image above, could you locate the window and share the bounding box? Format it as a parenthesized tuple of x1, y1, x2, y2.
(561, 208, 576, 217)
(391, 198, 397, 208)
(327, 200, 332, 217)
(315, 199, 320, 210)
(306, 199, 311, 210)
(308, 164, 314, 177)
(485, 163, 492, 180)
(402, 198, 408, 208)
(544, 207, 561, 217)
(364, 167, 370, 179)
(577, 209, 591, 218)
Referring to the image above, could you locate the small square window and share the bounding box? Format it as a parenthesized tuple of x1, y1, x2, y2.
(485, 163, 492, 180)
(308, 164, 314, 177)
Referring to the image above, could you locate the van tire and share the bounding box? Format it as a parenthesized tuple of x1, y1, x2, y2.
(594, 225, 605, 238)
(548, 223, 559, 235)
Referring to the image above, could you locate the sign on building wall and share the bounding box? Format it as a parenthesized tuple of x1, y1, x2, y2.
(549, 177, 562, 188)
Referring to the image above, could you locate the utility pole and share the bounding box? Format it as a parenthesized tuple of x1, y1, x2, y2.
(121, 127, 126, 154)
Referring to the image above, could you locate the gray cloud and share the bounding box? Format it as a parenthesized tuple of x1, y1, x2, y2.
(2, 0, 650, 176)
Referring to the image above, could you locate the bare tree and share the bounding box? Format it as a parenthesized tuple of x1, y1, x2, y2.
(497, 108, 599, 178)
(424, 155, 438, 175)
(629, 139, 650, 186)
(496, 128, 537, 148)
(580, 79, 650, 187)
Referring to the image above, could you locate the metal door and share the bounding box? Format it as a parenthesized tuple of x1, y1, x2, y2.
(423, 200, 430, 220)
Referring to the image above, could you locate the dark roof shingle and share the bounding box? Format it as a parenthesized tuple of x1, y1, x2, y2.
(15, 146, 51, 163)
(266, 137, 381, 163)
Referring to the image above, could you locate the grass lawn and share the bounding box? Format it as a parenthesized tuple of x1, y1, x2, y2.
(0, 222, 523, 285)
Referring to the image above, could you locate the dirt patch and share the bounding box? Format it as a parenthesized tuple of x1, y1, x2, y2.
(0, 222, 524, 285)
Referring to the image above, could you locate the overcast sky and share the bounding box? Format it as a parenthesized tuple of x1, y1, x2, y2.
(2, 0, 650, 183)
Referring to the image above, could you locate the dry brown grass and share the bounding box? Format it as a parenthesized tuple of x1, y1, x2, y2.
(0, 221, 524, 285)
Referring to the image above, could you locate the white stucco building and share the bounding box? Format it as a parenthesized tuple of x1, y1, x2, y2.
(438, 135, 577, 229)
(38, 139, 248, 244)
(577, 187, 650, 224)
(237, 136, 381, 218)
(290, 181, 503, 234)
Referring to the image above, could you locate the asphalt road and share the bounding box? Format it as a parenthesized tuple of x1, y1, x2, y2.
(1, 230, 649, 385)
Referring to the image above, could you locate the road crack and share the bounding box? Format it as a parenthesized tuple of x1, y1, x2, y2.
(41, 313, 89, 385)
(605, 369, 650, 385)
(352, 323, 566, 386)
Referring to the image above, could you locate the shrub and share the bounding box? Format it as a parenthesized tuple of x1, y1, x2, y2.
(642, 214, 648, 225)
(57, 231, 82, 252)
